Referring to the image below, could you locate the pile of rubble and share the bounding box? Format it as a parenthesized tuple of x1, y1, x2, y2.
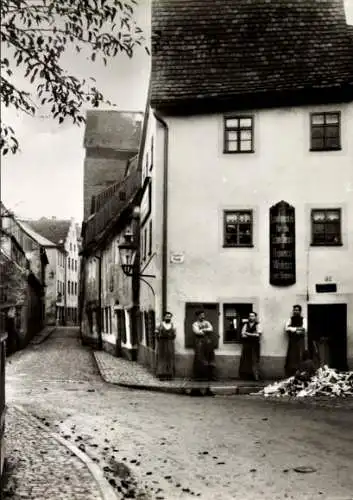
(261, 366, 353, 398)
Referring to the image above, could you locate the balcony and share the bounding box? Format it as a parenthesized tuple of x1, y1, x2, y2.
(84, 165, 141, 248)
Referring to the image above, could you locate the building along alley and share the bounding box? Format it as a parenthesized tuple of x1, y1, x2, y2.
(5, 327, 353, 500)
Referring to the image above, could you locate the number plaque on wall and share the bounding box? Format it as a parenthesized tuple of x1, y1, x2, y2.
(269, 200, 296, 286)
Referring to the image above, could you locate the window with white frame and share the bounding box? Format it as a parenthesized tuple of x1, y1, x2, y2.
(311, 208, 342, 246)
(310, 112, 341, 151)
(223, 210, 253, 247)
(224, 116, 254, 153)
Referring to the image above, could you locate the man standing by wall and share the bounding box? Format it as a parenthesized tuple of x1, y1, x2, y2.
(284, 304, 307, 377)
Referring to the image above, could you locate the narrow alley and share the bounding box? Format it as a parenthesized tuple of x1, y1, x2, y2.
(5, 328, 353, 500)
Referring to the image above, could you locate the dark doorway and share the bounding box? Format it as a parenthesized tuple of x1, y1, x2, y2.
(308, 304, 347, 371)
(115, 309, 125, 357)
(184, 303, 219, 349)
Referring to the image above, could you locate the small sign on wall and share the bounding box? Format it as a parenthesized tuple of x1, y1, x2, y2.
(170, 252, 184, 264)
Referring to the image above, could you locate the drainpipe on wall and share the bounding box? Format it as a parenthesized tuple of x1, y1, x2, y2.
(153, 112, 169, 316)
(96, 253, 103, 350)
(78, 254, 86, 343)
(63, 250, 67, 326)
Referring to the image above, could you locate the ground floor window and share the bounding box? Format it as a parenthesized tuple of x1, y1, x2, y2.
(184, 303, 219, 349)
(116, 309, 127, 344)
(144, 310, 155, 349)
(223, 303, 253, 343)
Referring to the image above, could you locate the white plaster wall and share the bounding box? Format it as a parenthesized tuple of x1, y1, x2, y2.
(101, 231, 135, 348)
(65, 220, 79, 309)
(163, 103, 353, 358)
(139, 110, 164, 331)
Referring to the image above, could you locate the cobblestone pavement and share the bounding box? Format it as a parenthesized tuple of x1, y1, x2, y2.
(4, 406, 102, 499)
(6, 327, 353, 500)
(94, 350, 267, 394)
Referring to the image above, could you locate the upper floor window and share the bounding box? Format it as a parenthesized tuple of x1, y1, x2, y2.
(145, 152, 149, 178)
(310, 112, 341, 151)
(311, 209, 342, 246)
(143, 227, 147, 260)
(150, 137, 154, 171)
(224, 116, 254, 153)
(223, 210, 253, 247)
(68, 257, 71, 269)
(148, 220, 152, 256)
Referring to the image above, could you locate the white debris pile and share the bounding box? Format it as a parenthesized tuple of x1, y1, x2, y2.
(261, 366, 353, 398)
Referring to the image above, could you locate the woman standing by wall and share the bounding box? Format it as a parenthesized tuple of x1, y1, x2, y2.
(155, 312, 176, 380)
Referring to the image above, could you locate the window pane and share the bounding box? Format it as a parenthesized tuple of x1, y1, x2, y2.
(312, 114, 324, 125)
(325, 136, 340, 149)
(326, 222, 340, 234)
(240, 140, 252, 151)
(325, 125, 339, 138)
(239, 118, 252, 128)
(226, 213, 239, 224)
(223, 305, 238, 342)
(326, 210, 340, 221)
(311, 137, 324, 150)
(313, 223, 325, 233)
(225, 118, 239, 128)
(238, 224, 252, 245)
(312, 211, 326, 222)
(240, 130, 252, 141)
(227, 141, 239, 152)
(325, 232, 340, 244)
(311, 127, 324, 139)
(238, 212, 252, 223)
(225, 233, 239, 245)
(313, 233, 326, 244)
(227, 131, 239, 141)
(226, 223, 237, 233)
(326, 113, 339, 124)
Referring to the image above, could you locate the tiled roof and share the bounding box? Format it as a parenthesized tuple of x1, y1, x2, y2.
(17, 220, 56, 247)
(151, 0, 353, 110)
(25, 219, 71, 246)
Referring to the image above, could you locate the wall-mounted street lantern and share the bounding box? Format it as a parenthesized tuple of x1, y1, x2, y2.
(118, 230, 156, 296)
(118, 231, 137, 277)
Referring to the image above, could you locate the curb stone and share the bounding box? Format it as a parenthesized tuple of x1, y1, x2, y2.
(30, 326, 57, 346)
(92, 351, 265, 396)
(13, 405, 118, 500)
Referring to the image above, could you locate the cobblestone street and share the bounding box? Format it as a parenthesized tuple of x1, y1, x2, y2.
(5, 327, 353, 499)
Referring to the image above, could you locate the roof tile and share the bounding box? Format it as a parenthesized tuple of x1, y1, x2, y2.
(151, 0, 353, 110)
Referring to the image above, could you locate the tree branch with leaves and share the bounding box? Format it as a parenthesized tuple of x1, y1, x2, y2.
(0, 0, 147, 155)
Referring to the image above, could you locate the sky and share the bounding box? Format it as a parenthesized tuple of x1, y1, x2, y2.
(1, 0, 151, 223)
(1, 0, 353, 223)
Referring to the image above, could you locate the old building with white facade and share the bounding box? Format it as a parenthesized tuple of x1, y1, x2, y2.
(23, 218, 80, 325)
(138, 0, 353, 378)
(80, 113, 144, 359)
(80, 157, 143, 358)
(1, 204, 48, 351)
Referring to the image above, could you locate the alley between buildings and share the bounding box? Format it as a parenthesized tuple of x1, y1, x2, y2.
(5, 327, 353, 500)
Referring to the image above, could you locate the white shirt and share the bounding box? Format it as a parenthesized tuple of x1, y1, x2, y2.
(192, 320, 213, 336)
(241, 321, 263, 337)
(285, 317, 307, 334)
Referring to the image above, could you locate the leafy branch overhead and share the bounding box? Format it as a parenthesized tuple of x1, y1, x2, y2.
(0, 0, 147, 155)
